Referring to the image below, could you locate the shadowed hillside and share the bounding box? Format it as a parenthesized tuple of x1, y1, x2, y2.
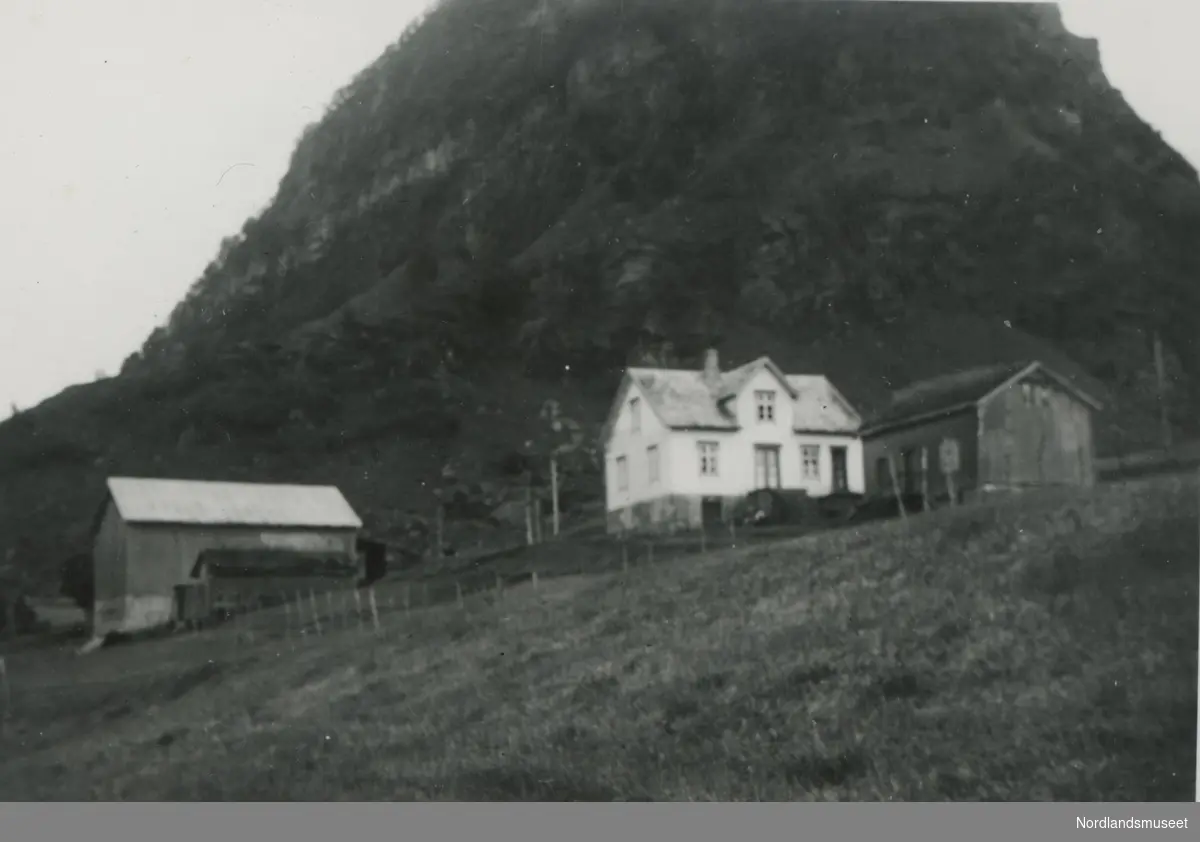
(2, 0, 1200, 586)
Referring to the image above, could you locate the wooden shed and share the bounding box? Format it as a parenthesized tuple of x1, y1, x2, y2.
(92, 477, 362, 637)
(182, 548, 362, 619)
(860, 361, 1104, 504)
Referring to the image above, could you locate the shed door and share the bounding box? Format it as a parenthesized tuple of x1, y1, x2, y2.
(901, 448, 920, 494)
(830, 446, 849, 493)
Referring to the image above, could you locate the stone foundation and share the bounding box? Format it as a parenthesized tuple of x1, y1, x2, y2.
(93, 594, 175, 638)
(607, 494, 741, 536)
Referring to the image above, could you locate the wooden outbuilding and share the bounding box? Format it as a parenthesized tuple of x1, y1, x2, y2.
(860, 361, 1104, 504)
(91, 477, 362, 637)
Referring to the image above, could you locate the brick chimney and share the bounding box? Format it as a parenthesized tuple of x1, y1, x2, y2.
(701, 348, 721, 392)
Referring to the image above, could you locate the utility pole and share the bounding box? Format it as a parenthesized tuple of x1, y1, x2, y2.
(1153, 330, 1172, 450)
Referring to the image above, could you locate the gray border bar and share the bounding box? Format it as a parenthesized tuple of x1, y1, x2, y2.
(0, 803, 1196, 841)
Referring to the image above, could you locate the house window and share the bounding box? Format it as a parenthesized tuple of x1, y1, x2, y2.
(1022, 383, 1032, 405)
(629, 397, 641, 433)
(698, 441, 719, 477)
(755, 390, 776, 422)
(801, 445, 821, 479)
(616, 456, 628, 491)
(647, 445, 660, 485)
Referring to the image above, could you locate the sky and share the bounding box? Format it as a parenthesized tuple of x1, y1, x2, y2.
(0, 0, 1197, 413)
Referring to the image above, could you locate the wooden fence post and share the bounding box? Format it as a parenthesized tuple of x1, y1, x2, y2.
(352, 587, 364, 632)
(887, 455, 908, 523)
(524, 485, 534, 546)
(550, 455, 560, 538)
(920, 447, 931, 513)
(295, 589, 305, 634)
(367, 587, 381, 634)
(309, 589, 323, 636)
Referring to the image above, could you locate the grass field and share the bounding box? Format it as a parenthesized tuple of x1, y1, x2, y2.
(0, 474, 1195, 801)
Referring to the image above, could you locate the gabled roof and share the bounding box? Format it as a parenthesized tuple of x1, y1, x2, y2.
(861, 360, 1104, 437)
(601, 356, 860, 442)
(714, 357, 800, 402)
(105, 477, 363, 529)
(785, 375, 863, 434)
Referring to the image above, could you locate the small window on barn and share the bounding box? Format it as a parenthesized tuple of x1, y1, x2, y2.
(616, 456, 629, 491)
(698, 441, 719, 476)
(1022, 383, 1032, 405)
(801, 445, 821, 479)
(755, 390, 777, 423)
(647, 445, 660, 485)
(629, 397, 641, 433)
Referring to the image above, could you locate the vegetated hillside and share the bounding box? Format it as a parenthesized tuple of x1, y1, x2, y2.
(0, 475, 1194, 800)
(2, 0, 1200, 587)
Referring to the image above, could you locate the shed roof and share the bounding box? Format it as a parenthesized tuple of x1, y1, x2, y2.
(862, 360, 1103, 437)
(105, 477, 363, 529)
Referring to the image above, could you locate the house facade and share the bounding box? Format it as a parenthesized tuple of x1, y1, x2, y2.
(860, 360, 1103, 502)
(92, 477, 362, 637)
(602, 350, 864, 534)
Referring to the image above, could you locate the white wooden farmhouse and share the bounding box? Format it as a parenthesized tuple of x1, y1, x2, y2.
(601, 349, 865, 534)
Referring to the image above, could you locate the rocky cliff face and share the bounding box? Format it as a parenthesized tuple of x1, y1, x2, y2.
(2, 0, 1199, 586)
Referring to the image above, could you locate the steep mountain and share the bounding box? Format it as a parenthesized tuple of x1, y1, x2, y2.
(3, 0, 1200, 589)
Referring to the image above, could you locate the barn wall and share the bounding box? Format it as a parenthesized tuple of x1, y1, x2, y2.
(978, 370, 1096, 488)
(92, 501, 129, 637)
(862, 409, 979, 500)
(116, 525, 358, 634)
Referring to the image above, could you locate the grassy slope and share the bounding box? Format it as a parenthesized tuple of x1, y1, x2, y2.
(0, 474, 1195, 801)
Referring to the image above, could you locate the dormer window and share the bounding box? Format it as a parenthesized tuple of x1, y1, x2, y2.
(629, 397, 641, 433)
(755, 390, 776, 423)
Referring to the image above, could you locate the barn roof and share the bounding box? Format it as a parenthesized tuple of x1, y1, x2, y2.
(862, 360, 1103, 437)
(105, 477, 363, 529)
(608, 357, 861, 439)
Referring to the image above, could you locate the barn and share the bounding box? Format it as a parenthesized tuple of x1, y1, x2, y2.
(92, 476, 363, 637)
(859, 361, 1104, 504)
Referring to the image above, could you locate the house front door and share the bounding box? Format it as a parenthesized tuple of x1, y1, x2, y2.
(754, 445, 782, 489)
(830, 446, 849, 493)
